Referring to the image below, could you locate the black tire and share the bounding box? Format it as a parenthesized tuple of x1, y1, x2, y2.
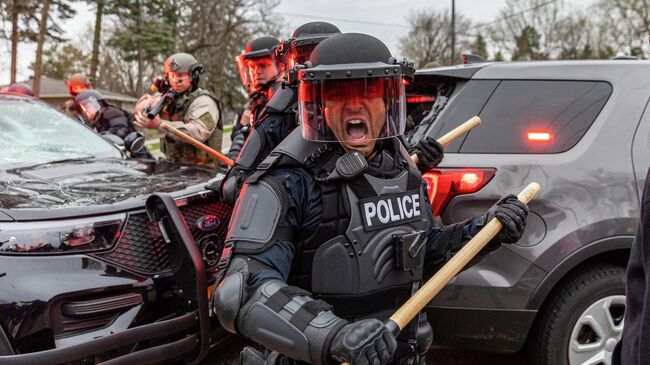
(527, 264, 626, 365)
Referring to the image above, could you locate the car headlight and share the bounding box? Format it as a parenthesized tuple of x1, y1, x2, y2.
(0, 213, 126, 254)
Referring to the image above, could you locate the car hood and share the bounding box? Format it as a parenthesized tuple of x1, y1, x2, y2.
(0, 158, 217, 212)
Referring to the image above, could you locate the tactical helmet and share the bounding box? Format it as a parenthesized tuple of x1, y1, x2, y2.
(65, 73, 93, 97)
(297, 33, 414, 145)
(74, 89, 106, 120)
(164, 53, 204, 91)
(5, 83, 34, 97)
(278, 22, 341, 69)
(236, 36, 281, 90)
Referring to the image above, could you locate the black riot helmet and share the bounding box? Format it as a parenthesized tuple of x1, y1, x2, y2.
(75, 89, 106, 121)
(297, 33, 415, 155)
(277, 22, 341, 69)
(236, 36, 281, 91)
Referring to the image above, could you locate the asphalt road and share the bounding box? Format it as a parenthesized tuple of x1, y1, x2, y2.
(200, 338, 527, 365)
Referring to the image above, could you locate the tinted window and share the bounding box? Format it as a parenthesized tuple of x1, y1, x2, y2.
(459, 80, 611, 153)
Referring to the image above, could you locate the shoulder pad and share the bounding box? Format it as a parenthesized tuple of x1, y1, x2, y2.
(236, 127, 264, 169)
(270, 80, 283, 95)
(227, 176, 288, 254)
(272, 126, 330, 166)
(264, 87, 296, 114)
(246, 126, 333, 184)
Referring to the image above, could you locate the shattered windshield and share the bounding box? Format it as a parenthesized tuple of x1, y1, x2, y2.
(0, 98, 121, 166)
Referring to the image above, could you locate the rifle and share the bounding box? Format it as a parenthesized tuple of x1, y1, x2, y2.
(145, 77, 177, 119)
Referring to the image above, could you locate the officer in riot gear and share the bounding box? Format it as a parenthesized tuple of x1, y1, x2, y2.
(213, 33, 529, 365)
(75, 89, 149, 158)
(220, 23, 341, 201)
(227, 36, 284, 163)
(236, 36, 283, 124)
(134, 52, 223, 166)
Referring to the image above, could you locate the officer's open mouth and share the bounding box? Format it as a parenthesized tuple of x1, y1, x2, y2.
(345, 118, 369, 140)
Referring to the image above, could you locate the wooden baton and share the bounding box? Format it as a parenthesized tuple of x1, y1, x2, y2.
(160, 122, 235, 167)
(410, 116, 481, 164)
(386, 182, 540, 330)
(341, 182, 541, 365)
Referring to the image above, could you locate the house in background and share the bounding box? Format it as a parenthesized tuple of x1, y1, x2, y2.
(1, 76, 138, 112)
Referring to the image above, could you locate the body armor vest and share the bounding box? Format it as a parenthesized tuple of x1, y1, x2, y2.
(160, 88, 223, 166)
(247, 133, 431, 319)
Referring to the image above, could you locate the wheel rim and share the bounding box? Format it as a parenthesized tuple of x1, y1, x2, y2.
(568, 294, 625, 365)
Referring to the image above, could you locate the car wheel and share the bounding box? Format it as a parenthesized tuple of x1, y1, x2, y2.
(528, 264, 626, 365)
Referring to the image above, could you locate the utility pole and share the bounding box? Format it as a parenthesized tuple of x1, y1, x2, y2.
(451, 0, 456, 65)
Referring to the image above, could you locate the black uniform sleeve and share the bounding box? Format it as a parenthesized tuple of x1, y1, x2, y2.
(99, 106, 132, 139)
(423, 183, 501, 273)
(214, 168, 346, 365)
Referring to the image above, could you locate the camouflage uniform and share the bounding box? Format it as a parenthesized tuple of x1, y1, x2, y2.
(136, 53, 224, 167)
(157, 89, 223, 166)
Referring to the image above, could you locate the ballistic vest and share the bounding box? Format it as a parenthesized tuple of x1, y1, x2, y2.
(160, 88, 223, 166)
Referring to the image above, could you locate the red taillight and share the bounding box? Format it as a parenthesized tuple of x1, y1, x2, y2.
(527, 131, 553, 142)
(422, 168, 496, 216)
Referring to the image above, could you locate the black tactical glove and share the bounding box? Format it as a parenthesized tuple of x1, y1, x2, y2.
(487, 194, 529, 244)
(411, 136, 444, 171)
(330, 319, 397, 365)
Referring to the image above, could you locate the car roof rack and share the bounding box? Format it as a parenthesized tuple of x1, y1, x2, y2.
(613, 54, 638, 60)
(463, 53, 487, 64)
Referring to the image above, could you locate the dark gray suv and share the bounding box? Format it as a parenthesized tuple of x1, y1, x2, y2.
(406, 60, 650, 365)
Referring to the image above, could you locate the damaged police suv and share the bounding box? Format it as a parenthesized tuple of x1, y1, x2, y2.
(405, 60, 650, 364)
(0, 94, 232, 364)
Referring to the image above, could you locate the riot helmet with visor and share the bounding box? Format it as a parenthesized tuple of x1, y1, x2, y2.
(297, 33, 414, 157)
(75, 89, 106, 121)
(277, 22, 341, 69)
(236, 36, 281, 91)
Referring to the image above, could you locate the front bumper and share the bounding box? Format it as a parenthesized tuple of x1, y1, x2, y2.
(0, 311, 201, 365)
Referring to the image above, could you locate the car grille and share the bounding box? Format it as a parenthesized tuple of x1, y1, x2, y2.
(92, 198, 233, 276)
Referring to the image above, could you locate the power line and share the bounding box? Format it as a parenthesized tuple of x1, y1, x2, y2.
(278, 0, 563, 38)
(474, 0, 562, 29)
(276, 11, 411, 29)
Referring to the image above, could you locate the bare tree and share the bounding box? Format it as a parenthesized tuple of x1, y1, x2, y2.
(399, 9, 472, 68)
(555, 13, 593, 59)
(32, 0, 50, 96)
(175, 0, 282, 110)
(596, 0, 650, 58)
(488, 0, 564, 60)
(89, 0, 104, 83)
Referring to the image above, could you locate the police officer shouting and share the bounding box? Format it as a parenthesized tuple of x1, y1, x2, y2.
(134, 53, 223, 166)
(214, 33, 529, 365)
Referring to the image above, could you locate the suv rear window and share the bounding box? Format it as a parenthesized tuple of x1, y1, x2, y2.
(459, 80, 612, 153)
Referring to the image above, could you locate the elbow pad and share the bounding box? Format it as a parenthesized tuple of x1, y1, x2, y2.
(214, 258, 346, 365)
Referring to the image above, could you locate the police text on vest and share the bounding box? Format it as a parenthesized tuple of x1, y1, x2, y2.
(360, 190, 423, 231)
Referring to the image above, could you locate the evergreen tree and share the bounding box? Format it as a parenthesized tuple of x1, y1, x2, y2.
(472, 34, 488, 59)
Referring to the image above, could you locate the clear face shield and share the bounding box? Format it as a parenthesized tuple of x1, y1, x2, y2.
(236, 54, 280, 91)
(298, 76, 406, 149)
(78, 96, 101, 121)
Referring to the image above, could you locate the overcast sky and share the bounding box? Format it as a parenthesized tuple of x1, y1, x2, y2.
(1, 0, 593, 85)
